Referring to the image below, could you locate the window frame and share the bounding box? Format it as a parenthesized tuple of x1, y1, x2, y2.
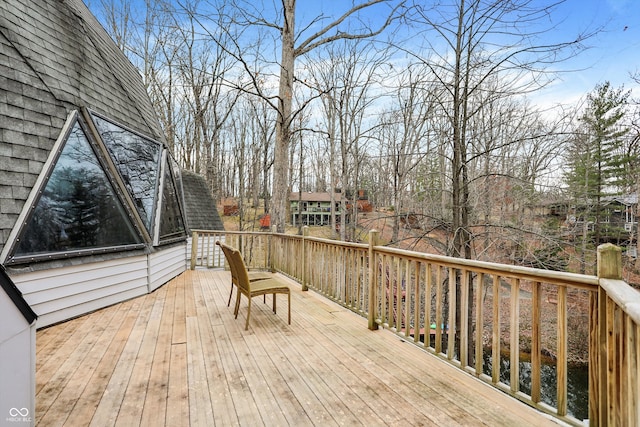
(87, 110, 163, 238)
(4, 111, 147, 265)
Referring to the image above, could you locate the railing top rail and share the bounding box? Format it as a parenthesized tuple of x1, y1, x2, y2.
(302, 235, 368, 250)
(600, 278, 640, 324)
(267, 231, 368, 250)
(374, 245, 599, 290)
(193, 229, 599, 290)
(191, 229, 264, 236)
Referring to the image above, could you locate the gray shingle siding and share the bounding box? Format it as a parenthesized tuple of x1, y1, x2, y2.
(0, 0, 165, 256)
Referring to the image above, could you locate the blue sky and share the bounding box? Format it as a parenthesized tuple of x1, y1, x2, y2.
(299, 0, 639, 106)
(87, 0, 638, 108)
(533, 0, 639, 105)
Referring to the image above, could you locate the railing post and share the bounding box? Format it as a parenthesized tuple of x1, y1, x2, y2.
(591, 243, 622, 426)
(301, 226, 309, 291)
(597, 243, 622, 280)
(368, 229, 379, 330)
(190, 231, 198, 270)
(268, 227, 275, 273)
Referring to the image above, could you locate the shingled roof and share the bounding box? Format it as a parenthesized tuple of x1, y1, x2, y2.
(289, 191, 346, 202)
(0, 0, 165, 256)
(181, 170, 224, 232)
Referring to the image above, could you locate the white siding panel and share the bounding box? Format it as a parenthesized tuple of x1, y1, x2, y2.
(13, 256, 147, 295)
(0, 325, 35, 421)
(31, 278, 147, 315)
(24, 267, 147, 305)
(9, 247, 187, 328)
(35, 287, 146, 328)
(148, 244, 186, 292)
(11, 255, 148, 328)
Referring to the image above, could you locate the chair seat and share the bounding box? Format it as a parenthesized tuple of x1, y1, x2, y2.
(241, 278, 290, 295)
(248, 272, 274, 281)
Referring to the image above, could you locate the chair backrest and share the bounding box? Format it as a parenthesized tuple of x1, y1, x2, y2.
(216, 241, 250, 292)
(217, 241, 238, 284)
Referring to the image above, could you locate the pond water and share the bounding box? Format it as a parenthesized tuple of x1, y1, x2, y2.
(482, 352, 589, 422)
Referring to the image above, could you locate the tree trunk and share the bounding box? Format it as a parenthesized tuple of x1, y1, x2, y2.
(272, 0, 296, 233)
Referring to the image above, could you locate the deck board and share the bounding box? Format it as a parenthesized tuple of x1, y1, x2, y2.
(36, 269, 563, 426)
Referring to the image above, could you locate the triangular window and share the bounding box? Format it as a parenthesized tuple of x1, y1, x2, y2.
(11, 120, 142, 261)
(91, 113, 161, 233)
(158, 155, 186, 242)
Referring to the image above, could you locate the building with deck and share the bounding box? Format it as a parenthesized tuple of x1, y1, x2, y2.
(0, 0, 220, 418)
(289, 191, 348, 226)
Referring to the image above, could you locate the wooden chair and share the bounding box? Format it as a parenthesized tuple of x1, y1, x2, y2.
(216, 241, 273, 307)
(216, 241, 291, 330)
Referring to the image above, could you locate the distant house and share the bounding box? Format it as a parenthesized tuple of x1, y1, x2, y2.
(289, 192, 348, 226)
(563, 194, 638, 236)
(0, 0, 221, 416)
(603, 194, 638, 233)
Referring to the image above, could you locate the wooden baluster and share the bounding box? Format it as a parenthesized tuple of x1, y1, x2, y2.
(475, 273, 484, 375)
(557, 285, 567, 416)
(435, 266, 443, 354)
(531, 281, 542, 403)
(510, 278, 520, 394)
(367, 230, 379, 330)
(492, 275, 500, 384)
(448, 267, 456, 360)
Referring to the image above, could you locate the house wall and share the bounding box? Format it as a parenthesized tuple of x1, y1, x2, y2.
(0, 291, 36, 423)
(148, 244, 187, 292)
(11, 245, 186, 328)
(12, 256, 148, 328)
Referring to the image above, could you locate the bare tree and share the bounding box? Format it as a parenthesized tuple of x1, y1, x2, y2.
(403, 0, 594, 364)
(381, 63, 436, 243)
(194, 0, 406, 232)
(408, 0, 593, 259)
(305, 38, 393, 239)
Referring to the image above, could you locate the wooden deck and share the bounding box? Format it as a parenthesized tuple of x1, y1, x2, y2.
(35, 269, 563, 426)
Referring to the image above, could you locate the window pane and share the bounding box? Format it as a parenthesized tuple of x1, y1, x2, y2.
(92, 114, 161, 232)
(14, 122, 142, 257)
(169, 155, 185, 213)
(159, 159, 186, 240)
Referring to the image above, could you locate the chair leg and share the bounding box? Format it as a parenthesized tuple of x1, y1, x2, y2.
(245, 297, 251, 330)
(227, 283, 234, 307)
(234, 292, 241, 319)
(287, 292, 291, 325)
(272, 293, 276, 313)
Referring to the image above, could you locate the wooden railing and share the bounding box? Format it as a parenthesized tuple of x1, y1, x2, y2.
(190, 230, 640, 426)
(190, 230, 270, 271)
(592, 244, 640, 426)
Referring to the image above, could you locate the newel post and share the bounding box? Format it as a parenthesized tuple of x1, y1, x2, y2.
(190, 231, 199, 270)
(301, 226, 309, 291)
(597, 243, 622, 280)
(368, 229, 380, 330)
(269, 227, 276, 273)
(591, 243, 622, 426)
